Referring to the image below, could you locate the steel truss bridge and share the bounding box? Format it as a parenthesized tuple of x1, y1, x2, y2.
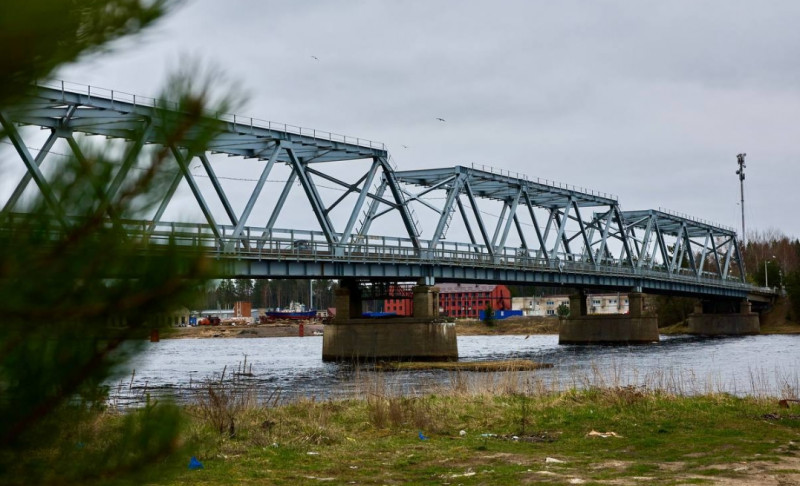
(0, 82, 766, 300)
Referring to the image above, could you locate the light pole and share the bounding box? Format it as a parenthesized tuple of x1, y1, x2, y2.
(765, 255, 775, 288)
(736, 153, 747, 246)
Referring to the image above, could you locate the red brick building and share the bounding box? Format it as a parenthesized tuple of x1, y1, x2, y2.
(384, 283, 511, 319)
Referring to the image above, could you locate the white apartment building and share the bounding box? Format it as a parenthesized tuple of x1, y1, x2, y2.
(512, 293, 630, 317)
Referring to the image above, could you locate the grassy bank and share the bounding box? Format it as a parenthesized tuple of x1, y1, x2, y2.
(34, 370, 792, 485)
(167, 388, 799, 485)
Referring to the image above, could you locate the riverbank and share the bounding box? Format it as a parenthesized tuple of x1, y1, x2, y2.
(53, 383, 800, 485)
(165, 316, 558, 339)
(166, 312, 799, 340)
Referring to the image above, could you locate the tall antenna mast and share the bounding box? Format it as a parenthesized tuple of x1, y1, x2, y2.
(736, 153, 746, 246)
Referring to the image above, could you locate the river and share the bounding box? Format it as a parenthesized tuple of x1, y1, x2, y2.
(109, 334, 799, 407)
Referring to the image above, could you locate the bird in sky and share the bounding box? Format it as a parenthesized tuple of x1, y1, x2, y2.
(436, 117, 446, 122)
(402, 144, 409, 149)
(311, 55, 319, 61)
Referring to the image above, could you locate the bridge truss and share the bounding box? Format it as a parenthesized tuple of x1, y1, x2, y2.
(0, 82, 758, 299)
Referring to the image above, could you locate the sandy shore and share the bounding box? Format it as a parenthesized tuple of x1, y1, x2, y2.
(165, 316, 559, 339)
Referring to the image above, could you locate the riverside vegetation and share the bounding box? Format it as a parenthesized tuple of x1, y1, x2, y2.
(9, 367, 799, 485)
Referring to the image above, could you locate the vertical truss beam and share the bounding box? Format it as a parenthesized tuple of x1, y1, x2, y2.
(286, 146, 337, 245)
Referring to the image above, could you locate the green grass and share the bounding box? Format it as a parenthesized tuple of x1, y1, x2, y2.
(143, 387, 800, 485)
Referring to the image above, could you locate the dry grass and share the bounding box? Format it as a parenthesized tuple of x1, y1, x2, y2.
(374, 359, 553, 372)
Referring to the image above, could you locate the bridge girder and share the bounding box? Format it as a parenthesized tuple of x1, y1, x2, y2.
(0, 81, 763, 297)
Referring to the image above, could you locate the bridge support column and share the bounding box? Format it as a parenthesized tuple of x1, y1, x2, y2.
(323, 281, 456, 362)
(559, 292, 659, 344)
(687, 299, 759, 335)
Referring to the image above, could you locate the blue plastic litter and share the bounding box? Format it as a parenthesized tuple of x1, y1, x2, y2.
(418, 431, 428, 440)
(188, 456, 204, 470)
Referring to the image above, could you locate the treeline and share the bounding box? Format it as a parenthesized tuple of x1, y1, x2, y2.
(200, 279, 338, 311)
(743, 229, 800, 320)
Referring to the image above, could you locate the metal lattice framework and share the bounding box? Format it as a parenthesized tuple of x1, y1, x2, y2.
(394, 165, 634, 266)
(622, 208, 744, 281)
(0, 81, 761, 298)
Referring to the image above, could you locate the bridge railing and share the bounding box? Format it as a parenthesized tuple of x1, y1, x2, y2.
(14, 215, 746, 291)
(35, 80, 386, 150)
(129, 220, 752, 291)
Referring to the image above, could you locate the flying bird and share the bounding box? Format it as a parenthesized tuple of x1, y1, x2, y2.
(436, 117, 446, 122)
(402, 144, 409, 149)
(311, 55, 319, 61)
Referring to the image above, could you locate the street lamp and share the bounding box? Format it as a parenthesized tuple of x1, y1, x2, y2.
(736, 154, 747, 246)
(765, 255, 776, 288)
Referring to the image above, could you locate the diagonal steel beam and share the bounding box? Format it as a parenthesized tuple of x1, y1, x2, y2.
(430, 174, 465, 249)
(358, 177, 387, 236)
(456, 197, 477, 246)
(341, 157, 380, 245)
(596, 211, 613, 265)
(2, 128, 60, 213)
(550, 199, 572, 260)
(522, 191, 548, 263)
(571, 200, 595, 265)
(285, 146, 337, 244)
(262, 170, 297, 238)
(497, 187, 522, 251)
(380, 157, 421, 249)
(513, 214, 528, 250)
(3, 105, 77, 213)
(637, 216, 654, 269)
(230, 144, 282, 244)
(102, 123, 152, 210)
(464, 180, 493, 256)
(696, 231, 711, 277)
(170, 146, 221, 242)
(0, 112, 64, 225)
(198, 153, 238, 226)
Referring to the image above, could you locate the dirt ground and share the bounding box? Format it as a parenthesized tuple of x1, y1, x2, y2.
(167, 321, 325, 339)
(165, 315, 558, 339)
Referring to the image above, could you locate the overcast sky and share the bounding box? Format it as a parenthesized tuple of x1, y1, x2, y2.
(54, 0, 800, 240)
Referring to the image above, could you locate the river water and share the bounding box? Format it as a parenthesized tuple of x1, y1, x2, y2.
(110, 334, 799, 406)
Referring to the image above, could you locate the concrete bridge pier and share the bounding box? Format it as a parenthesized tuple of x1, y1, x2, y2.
(559, 291, 659, 344)
(322, 279, 457, 362)
(687, 300, 760, 336)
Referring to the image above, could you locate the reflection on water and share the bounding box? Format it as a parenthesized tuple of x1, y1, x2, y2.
(110, 334, 800, 406)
